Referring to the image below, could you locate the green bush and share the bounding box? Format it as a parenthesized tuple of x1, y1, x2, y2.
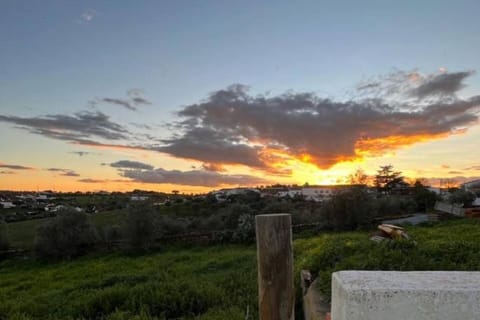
(0, 221, 9, 251)
(321, 187, 377, 230)
(124, 202, 157, 251)
(34, 209, 98, 260)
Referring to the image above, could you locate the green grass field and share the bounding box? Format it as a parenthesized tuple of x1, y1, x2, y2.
(2, 218, 480, 319)
(0, 245, 258, 320)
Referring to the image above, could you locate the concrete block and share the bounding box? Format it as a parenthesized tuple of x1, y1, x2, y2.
(332, 271, 480, 320)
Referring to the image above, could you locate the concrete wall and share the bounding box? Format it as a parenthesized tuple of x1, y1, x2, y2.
(332, 271, 480, 320)
(434, 201, 464, 216)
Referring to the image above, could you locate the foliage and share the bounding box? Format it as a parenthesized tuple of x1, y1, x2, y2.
(374, 164, 405, 194)
(347, 168, 368, 185)
(98, 224, 123, 245)
(232, 213, 256, 243)
(321, 187, 377, 230)
(449, 189, 476, 206)
(0, 246, 257, 320)
(376, 195, 417, 216)
(0, 221, 9, 251)
(34, 209, 98, 260)
(411, 180, 439, 211)
(124, 202, 157, 251)
(295, 219, 480, 301)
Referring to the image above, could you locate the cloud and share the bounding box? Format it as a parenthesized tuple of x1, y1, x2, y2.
(441, 164, 450, 169)
(464, 165, 480, 171)
(355, 70, 475, 101)
(45, 168, 80, 177)
(97, 90, 152, 111)
(448, 171, 464, 175)
(121, 167, 269, 187)
(0, 163, 34, 170)
(410, 71, 474, 99)
(109, 160, 154, 170)
(202, 163, 226, 172)
(69, 151, 99, 157)
(0, 171, 15, 175)
(80, 9, 97, 23)
(159, 78, 480, 170)
(0, 111, 131, 144)
(78, 178, 130, 184)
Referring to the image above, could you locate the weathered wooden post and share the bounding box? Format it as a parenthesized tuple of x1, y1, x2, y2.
(255, 213, 294, 320)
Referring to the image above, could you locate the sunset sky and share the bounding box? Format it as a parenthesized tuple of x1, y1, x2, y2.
(1, 0, 480, 193)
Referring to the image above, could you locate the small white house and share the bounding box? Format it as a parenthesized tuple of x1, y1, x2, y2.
(0, 201, 16, 209)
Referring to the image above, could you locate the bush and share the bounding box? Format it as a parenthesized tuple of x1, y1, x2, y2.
(0, 221, 9, 251)
(232, 213, 255, 243)
(321, 187, 377, 230)
(34, 209, 98, 259)
(449, 189, 476, 206)
(98, 224, 123, 247)
(124, 202, 157, 251)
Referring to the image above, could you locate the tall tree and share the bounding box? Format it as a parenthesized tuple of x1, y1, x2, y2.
(374, 165, 404, 194)
(348, 168, 369, 185)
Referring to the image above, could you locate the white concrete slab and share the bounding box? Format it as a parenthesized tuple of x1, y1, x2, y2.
(332, 271, 480, 320)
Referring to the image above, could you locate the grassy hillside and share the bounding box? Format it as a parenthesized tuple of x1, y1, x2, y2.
(0, 245, 257, 320)
(295, 218, 480, 300)
(2, 219, 480, 319)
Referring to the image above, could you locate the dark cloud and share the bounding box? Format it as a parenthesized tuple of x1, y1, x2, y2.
(0, 111, 130, 144)
(0, 163, 34, 170)
(0, 171, 15, 174)
(78, 178, 130, 183)
(410, 71, 474, 98)
(98, 90, 152, 111)
(448, 171, 464, 175)
(69, 151, 99, 157)
(78, 178, 106, 183)
(202, 163, 226, 172)
(109, 160, 154, 170)
(45, 168, 80, 177)
(100, 98, 137, 111)
(160, 81, 480, 169)
(155, 127, 265, 169)
(122, 168, 269, 187)
(464, 165, 480, 171)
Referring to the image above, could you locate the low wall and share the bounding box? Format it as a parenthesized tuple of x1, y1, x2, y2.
(434, 201, 464, 216)
(331, 271, 480, 320)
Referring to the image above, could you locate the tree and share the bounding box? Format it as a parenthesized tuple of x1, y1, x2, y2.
(124, 202, 157, 251)
(449, 189, 476, 206)
(0, 221, 9, 251)
(348, 168, 369, 185)
(34, 209, 98, 259)
(321, 187, 377, 230)
(374, 165, 404, 194)
(412, 180, 439, 212)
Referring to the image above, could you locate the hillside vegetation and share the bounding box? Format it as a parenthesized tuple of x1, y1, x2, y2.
(2, 219, 480, 319)
(295, 218, 480, 300)
(0, 246, 257, 320)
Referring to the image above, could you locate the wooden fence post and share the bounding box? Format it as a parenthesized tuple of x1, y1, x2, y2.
(255, 213, 294, 320)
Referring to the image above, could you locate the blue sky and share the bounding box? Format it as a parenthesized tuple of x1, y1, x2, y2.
(1, 1, 480, 191)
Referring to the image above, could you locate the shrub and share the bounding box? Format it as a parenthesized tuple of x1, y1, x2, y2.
(124, 202, 157, 251)
(321, 187, 377, 230)
(0, 221, 9, 251)
(98, 224, 123, 247)
(232, 213, 255, 243)
(449, 189, 476, 206)
(34, 209, 98, 259)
